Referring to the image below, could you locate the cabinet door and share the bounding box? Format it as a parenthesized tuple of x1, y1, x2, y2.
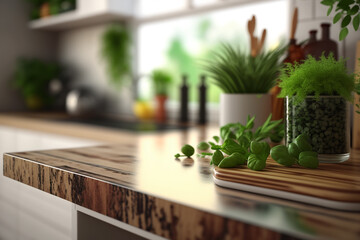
(0, 126, 100, 240)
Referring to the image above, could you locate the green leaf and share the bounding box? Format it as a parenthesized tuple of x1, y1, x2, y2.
(247, 154, 266, 171)
(298, 151, 319, 169)
(218, 152, 246, 168)
(211, 150, 224, 166)
(197, 142, 210, 151)
(327, 5, 333, 16)
(213, 136, 220, 143)
(181, 144, 195, 157)
(245, 116, 255, 129)
(341, 15, 351, 27)
(353, 13, 360, 31)
(339, 27, 349, 40)
(321, 0, 334, 6)
(294, 134, 313, 152)
(270, 145, 296, 167)
(221, 139, 246, 155)
(349, 5, 359, 15)
(333, 12, 343, 24)
(250, 141, 270, 161)
(237, 135, 250, 149)
(337, 0, 354, 11)
(288, 143, 301, 159)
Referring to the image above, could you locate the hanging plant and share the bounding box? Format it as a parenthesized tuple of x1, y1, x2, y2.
(101, 24, 131, 87)
(321, 0, 360, 40)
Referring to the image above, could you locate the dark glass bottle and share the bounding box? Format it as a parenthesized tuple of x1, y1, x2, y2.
(179, 75, 189, 123)
(198, 75, 207, 125)
(319, 23, 338, 60)
(303, 30, 319, 59)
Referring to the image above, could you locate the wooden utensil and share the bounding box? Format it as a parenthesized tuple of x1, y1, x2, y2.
(257, 29, 267, 54)
(290, 7, 298, 39)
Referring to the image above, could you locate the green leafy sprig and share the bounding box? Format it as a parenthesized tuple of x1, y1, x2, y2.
(202, 43, 286, 94)
(321, 0, 360, 40)
(174, 115, 319, 171)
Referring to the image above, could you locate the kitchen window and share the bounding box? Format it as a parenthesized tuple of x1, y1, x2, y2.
(135, 0, 289, 120)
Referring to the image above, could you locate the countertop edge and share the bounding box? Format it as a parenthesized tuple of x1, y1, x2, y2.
(3, 152, 295, 240)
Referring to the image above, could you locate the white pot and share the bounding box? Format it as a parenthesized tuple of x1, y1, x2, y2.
(220, 93, 272, 128)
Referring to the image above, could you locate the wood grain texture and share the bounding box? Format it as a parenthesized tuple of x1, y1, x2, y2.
(3, 149, 282, 240)
(214, 158, 360, 203)
(2, 116, 360, 240)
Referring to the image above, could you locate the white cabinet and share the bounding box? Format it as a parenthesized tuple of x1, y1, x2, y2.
(0, 126, 100, 240)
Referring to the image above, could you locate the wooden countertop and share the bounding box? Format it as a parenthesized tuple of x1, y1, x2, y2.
(2, 113, 360, 240)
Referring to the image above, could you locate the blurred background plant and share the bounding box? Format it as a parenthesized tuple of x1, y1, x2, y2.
(102, 24, 131, 87)
(151, 69, 173, 96)
(202, 43, 286, 94)
(25, 0, 76, 19)
(14, 58, 60, 109)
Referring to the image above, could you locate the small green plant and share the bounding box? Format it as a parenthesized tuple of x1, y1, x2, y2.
(174, 115, 318, 171)
(175, 115, 318, 170)
(321, 0, 360, 40)
(102, 25, 131, 86)
(151, 69, 173, 96)
(202, 43, 286, 94)
(175, 144, 195, 158)
(197, 142, 210, 151)
(278, 54, 356, 104)
(14, 58, 59, 109)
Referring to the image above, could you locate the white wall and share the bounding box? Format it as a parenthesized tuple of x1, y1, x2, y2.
(293, 0, 360, 72)
(0, 0, 59, 111)
(58, 23, 134, 116)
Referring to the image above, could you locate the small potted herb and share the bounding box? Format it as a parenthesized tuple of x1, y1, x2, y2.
(14, 58, 60, 110)
(278, 54, 357, 163)
(151, 69, 173, 122)
(203, 43, 285, 128)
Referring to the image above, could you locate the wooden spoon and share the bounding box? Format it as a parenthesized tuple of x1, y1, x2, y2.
(290, 7, 298, 39)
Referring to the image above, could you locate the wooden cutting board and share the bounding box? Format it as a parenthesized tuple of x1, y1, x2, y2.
(213, 156, 360, 211)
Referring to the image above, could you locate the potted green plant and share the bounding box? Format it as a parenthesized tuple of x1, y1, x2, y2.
(278, 54, 357, 163)
(14, 58, 60, 110)
(203, 43, 285, 128)
(151, 69, 173, 122)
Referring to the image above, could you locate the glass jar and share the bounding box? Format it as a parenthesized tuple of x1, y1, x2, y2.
(285, 96, 350, 163)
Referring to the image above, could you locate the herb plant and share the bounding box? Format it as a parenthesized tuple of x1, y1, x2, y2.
(102, 25, 131, 86)
(14, 58, 59, 108)
(202, 43, 286, 94)
(278, 54, 356, 104)
(321, 0, 360, 40)
(151, 69, 173, 96)
(174, 115, 318, 171)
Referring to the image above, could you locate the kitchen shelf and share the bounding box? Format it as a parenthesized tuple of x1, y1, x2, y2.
(29, 0, 134, 31)
(29, 11, 132, 30)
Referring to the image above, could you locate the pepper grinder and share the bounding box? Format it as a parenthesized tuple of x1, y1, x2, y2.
(198, 75, 207, 125)
(179, 75, 189, 123)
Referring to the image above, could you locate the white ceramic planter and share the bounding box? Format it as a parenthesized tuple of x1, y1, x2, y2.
(220, 94, 272, 128)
